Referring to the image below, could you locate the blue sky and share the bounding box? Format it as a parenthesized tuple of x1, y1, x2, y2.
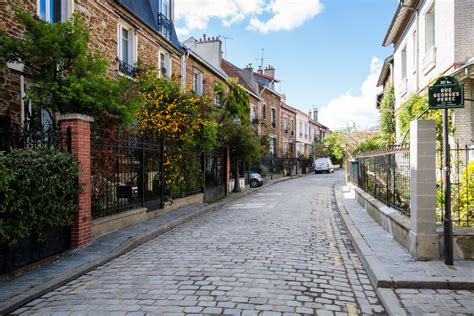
(174, 0, 399, 129)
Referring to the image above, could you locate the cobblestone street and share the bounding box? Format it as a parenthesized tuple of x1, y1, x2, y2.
(15, 173, 385, 315)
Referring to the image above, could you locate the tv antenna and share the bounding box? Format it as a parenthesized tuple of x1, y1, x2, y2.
(255, 48, 271, 70)
(218, 35, 234, 59)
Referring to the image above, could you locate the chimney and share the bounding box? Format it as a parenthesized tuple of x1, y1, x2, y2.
(308, 110, 312, 119)
(242, 63, 254, 83)
(257, 65, 263, 74)
(264, 65, 275, 79)
(203, 34, 206, 41)
(313, 107, 318, 122)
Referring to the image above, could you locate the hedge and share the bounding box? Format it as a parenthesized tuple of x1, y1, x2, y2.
(0, 147, 80, 244)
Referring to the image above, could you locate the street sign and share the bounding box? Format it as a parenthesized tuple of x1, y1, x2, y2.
(428, 76, 464, 109)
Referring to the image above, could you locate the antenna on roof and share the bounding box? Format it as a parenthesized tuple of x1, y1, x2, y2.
(255, 48, 271, 70)
(218, 35, 234, 59)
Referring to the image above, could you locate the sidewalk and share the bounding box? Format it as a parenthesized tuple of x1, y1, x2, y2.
(335, 185, 474, 315)
(0, 176, 296, 314)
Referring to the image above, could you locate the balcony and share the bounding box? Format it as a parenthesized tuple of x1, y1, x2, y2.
(157, 13, 172, 41)
(117, 58, 137, 78)
(422, 46, 436, 74)
(399, 77, 408, 96)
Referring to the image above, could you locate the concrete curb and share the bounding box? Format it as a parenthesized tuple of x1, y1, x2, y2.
(0, 175, 299, 314)
(334, 186, 474, 316)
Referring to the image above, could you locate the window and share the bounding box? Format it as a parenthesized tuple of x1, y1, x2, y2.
(250, 106, 256, 123)
(425, 5, 435, 53)
(117, 22, 137, 77)
(38, 0, 72, 23)
(299, 121, 303, 137)
(193, 68, 203, 96)
(412, 30, 417, 72)
(283, 117, 288, 133)
(401, 46, 407, 79)
(304, 123, 308, 138)
(22, 81, 53, 131)
(269, 138, 276, 156)
(271, 108, 276, 128)
(159, 50, 172, 78)
(162, 0, 170, 19)
(263, 104, 267, 120)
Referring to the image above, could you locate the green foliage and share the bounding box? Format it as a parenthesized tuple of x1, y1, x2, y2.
(0, 10, 139, 126)
(323, 132, 344, 162)
(220, 120, 260, 163)
(453, 161, 474, 226)
(379, 85, 396, 144)
(0, 147, 80, 244)
(222, 77, 250, 126)
(354, 133, 385, 154)
(259, 134, 271, 157)
(398, 93, 450, 143)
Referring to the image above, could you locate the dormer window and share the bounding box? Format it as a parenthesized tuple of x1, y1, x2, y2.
(117, 22, 137, 77)
(162, 0, 170, 19)
(38, 0, 73, 23)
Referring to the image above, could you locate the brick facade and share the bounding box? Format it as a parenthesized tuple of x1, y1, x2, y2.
(0, 0, 182, 124)
(280, 101, 297, 157)
(59, 114, 94, 247)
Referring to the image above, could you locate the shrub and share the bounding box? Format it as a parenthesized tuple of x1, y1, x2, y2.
(0, 147, 80, 244)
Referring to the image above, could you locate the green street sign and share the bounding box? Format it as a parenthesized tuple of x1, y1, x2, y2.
(428, 76, 464, 109)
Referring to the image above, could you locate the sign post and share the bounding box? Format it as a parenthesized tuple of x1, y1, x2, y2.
(428, 76, 464, 266)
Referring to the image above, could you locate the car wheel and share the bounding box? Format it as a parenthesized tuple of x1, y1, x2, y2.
(250, 179, 259, 188)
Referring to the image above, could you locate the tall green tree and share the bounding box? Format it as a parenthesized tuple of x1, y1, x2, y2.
(379, 85, 396, 144)
(0, 10, 138, 126)
(222, 77, 250, 126)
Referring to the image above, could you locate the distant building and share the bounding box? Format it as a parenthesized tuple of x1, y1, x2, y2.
(280, 98, 297, 157)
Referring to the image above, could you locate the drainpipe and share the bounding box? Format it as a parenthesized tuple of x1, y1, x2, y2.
(181, 48, 191, 92)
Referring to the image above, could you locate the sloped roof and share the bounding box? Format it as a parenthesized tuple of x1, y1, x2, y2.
(376, 55, 394, 87)
(221, 59, 261, 100)
(383, 0, 419, 47)
(116, 0, 182, 51)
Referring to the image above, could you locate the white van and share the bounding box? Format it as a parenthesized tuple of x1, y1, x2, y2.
(314, 157, 334, 174)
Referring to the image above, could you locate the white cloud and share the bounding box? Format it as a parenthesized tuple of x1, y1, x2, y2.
(319, 57, 383, 131)
(248, 0, 324, 34)
(174, 0, 323, 35)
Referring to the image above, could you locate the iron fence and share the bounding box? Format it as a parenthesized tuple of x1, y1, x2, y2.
(436, 144, 474, 227)
(91, 131, 203, 219)
(354, 146, 411, 216)
(251, 157, 315, 178)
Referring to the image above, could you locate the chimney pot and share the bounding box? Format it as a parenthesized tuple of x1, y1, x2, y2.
(203, 34, 206, 41)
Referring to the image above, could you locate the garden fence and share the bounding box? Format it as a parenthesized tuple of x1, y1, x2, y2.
(436, 144, 474, 227)
(351, 145, 411, 216)
(251, 157, 315, 178)
(91, 131, 203, 219)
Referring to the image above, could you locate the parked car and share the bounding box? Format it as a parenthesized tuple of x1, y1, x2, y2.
(249, 173, 264, 188)
(314, 157, 334, 174)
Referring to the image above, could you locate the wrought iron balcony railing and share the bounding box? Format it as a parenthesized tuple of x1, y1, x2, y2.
(157, 13, 172, 41)
(117, 58, 137, 78)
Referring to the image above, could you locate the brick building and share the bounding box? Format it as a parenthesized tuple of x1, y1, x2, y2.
(280, 98, 297, 157)
(254, 66, 281, 157)
(0, 0, 182, 130)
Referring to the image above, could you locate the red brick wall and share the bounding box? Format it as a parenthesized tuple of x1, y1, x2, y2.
(60, 115, 93, 247)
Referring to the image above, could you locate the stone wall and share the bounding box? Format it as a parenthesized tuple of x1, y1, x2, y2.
(184, 55, 227, 103)
(260, 88, 281, 153)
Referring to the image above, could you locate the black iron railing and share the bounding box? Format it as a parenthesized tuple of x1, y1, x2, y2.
(117, 58, 137, 78)
(251, 157, 315, 178)
(353, 145, 411, 216)
(157, 13, 172, 41)
(436, 144, 473, 227)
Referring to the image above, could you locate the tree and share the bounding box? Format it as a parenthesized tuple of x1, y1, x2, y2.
(0, 10, 138, 127)
(379, 85, 396, 145)
(220, 77, 258, 192)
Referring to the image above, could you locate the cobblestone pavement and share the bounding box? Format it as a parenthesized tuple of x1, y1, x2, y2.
(15, 172, 386, 315)
(395, 289, 474, 316)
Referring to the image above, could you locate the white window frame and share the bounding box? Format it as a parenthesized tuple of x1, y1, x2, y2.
(162, 0, 170, 19)
(192, 68, 203, 96)
(401, 46, 407, 80)
(425, 4, 435, 54)
(21, 79, 53, 131)
(37, 0, 74, 23)
(412, 30, 417, 74)
(117, 21, 137, 67)
(158, 49, 172, 78)
(250, 105, 256, 123)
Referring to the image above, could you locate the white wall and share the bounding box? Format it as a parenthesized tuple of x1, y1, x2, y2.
(393, 0, 455, 112)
